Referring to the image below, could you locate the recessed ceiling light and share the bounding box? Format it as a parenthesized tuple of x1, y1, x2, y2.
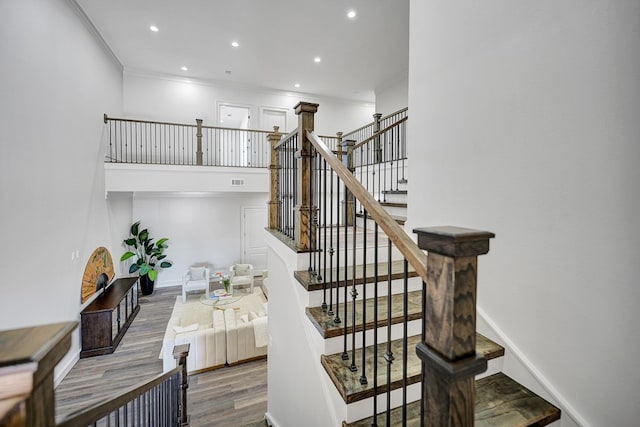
(347, 10, 356, 19)
(181, 66, 188, 71)
(150, 25, 159, 32)
(231, 41, 239, 48)
(294, 83, 300, 88)
(225, 70, 232, 74)
(220, 120, 225, 123)
(314, 57, 321, 63)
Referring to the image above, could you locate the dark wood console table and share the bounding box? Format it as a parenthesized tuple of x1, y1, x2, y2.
(80, 276, 139, 358)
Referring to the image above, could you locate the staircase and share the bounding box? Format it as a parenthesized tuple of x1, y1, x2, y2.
(265, 103, 562, 426)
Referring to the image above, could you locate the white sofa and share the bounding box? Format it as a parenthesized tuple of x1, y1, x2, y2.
(162, 288, 267, 373)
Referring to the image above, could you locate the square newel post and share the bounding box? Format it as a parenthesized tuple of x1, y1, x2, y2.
(413, 226, 495, 426)
(267, 126, 281, 230)
(195, 119, 203, 165)
(294, 102, 319, 251)
(342, 138, 356, 226)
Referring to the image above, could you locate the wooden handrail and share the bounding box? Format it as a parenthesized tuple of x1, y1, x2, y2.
(274, 127, 299, 150)
(307, 130, 427, 282)
(104, 114, 273, 134)
(353, 116, 408, 150)
(56, 366, 182, 427)
(380, 106, 408, 123)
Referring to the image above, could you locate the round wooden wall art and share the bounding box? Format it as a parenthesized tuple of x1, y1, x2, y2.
(81, 247, 115, 303)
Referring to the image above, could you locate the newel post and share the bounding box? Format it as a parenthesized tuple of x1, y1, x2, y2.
(173, 344, 190, 426)
(267, 126, 282, 230)
(195, 119, 203, 165)
(342, 138, 356, 226)
(294, 102, 319, 251)
(373, 112, 382, 163)
(413, 226, 495, 426)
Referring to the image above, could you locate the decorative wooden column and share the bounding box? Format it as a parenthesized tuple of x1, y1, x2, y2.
(195, 119, 203, 166)
(342, 139, 355, 226)
(373, 113, 382, 163)
(0, 322, 77, 427)
(267, 126, 281, 230)
(294, 102, 319, 251)
(413, 226, 494, 426)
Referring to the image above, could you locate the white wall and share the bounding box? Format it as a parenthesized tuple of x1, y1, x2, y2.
(375, 76, 408, 116)
(0, 0, 127, 374)
(408, 2, 640, 427)
(131, 192, 269, 286)
(123, 71, 375, 135)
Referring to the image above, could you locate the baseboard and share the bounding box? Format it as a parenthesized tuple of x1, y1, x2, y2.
(264, 412, 280, 427)
(477, 306, 588, 427)
(54, 349, 79, 388)
(155, 280, 181, 289)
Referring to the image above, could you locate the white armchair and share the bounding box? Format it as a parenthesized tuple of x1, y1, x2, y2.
(182, 266, 210, 303)
(230, 264, 254, 293)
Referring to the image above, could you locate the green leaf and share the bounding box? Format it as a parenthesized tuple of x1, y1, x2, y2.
(148, 269, 158, 281)
(139, 229, 149, 243)
(156, 238, 169, 248)
(157, 254, 166, 260)
(131, 221, 140, 236)
(124, 238, 136, 246)
(160, 261, 172, 269)
(129, 264, 140, 274)
(120, 251, 135, 261)
(140, 264, 151, 276)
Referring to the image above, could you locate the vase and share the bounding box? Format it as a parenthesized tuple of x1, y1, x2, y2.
(140, 274, 155, 296)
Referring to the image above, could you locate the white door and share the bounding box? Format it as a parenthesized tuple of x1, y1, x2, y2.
(261, 108, 288, 133)
(241, 206, 268, 274)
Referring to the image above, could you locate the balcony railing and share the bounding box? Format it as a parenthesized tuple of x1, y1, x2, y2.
(104, 115, 272, 168)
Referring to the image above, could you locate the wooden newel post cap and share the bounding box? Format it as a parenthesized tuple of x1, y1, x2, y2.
(294, 102, 319, 115)
(413, 226, 495, 257)
(173, 343, 190, 360)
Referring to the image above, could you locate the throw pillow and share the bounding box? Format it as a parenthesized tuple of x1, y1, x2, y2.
(173, 323, 198, 334)
(190, 266, 205, 280)
(248, 311, 259, 321)
(235, 264, 250, 276)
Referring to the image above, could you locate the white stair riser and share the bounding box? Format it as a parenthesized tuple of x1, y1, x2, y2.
(311, 243, 407, 271)
(307, 276, 423, 307)
(381, 193, 407, 204)
(377, 205, 407, 217)
(322, 319, 423, 355)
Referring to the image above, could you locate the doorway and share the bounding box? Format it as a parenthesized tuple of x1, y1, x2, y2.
(241, 206, 268, 274)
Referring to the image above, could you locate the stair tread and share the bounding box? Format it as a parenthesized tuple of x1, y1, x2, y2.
(322, 333, 504, 404)
(306, 290, 424, 338)
(382, 190, 407, 195)
(355, 212, 406, 225)
(379, 202, 407, 208)
(295, 260, 420, 292)
(343, 372, 561, 426)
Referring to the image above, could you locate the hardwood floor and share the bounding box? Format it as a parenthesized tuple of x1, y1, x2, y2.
(55, 285, 268, 427)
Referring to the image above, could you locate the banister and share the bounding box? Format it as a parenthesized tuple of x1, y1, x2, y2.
(274, 127, 299, 150)
(103, 114, 198, 128)
(380, 106, 408, 123)
(57, 344, 190, 427)
(353, 116, 408, 150)
(306, 130, 427, 283)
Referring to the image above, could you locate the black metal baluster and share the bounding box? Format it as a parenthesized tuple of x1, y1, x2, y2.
(350, 196, 358, 372)
(372, 223, 379, 427)
(342, 183, 349, 361)
(328, 164, 335, 316)
(308, 143, 314, 280)
(316, 150, 322, 282)
(334, 173, 341, 324)
(322, 156, 327, 310)
(402, 258, 409, 425)
(360, 209, 368, 385)
(385, 239, 393, 427)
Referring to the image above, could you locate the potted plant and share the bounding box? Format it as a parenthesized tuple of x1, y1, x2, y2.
(120, 221, 172, 295)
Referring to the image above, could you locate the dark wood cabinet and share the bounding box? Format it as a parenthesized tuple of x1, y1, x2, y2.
(80, 277, 139, 358)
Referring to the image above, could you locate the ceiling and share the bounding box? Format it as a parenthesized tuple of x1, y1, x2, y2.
(76, 0, 409, 103)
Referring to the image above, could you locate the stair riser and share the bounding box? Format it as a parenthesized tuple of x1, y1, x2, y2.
(322, 319, 423, 355)
(354, 164, 408, 193)
(311, 243, 406, 271)
(307, 276, 423, 307)
(377, 205, 407, 217)
(380, 193, 407, 204)
(355, 215, 406, 232)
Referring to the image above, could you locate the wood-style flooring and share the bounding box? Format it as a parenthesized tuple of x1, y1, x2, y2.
(54, 285, 267, 427)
